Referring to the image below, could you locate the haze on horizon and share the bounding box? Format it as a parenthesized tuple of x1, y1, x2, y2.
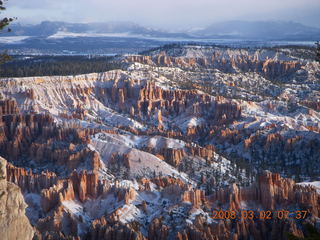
(5, 0, 320, 30)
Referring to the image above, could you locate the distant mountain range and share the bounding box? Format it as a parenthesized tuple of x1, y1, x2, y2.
(3, 20, 320, 41)
(3, 21, 190, 39)
(191, 21, 320, 40)
(1, 20, 319, 55)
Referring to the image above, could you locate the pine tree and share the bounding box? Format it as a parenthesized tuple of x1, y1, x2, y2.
(0, 0, 15, 64)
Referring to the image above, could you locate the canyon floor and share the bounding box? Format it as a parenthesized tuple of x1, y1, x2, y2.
(0, 44, 319, 240)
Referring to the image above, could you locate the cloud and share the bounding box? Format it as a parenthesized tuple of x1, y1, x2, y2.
(5, 0, 320, 29)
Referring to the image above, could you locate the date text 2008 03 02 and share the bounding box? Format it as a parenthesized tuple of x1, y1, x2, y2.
(211, 210, 308, 220)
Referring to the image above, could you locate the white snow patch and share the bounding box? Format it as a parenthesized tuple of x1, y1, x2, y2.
(297, 181, 320, 194)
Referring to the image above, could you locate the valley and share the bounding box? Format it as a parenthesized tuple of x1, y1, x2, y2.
(0, 44, 319, 239)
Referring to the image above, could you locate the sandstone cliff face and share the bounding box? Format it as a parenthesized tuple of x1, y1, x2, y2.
(0, 99, 101, 174)
(182, 189, 206, 208)
(6, 163, 58, 193)
(41, 170, 102, 212)
(70, 170, 100, 202)
(188, 145, 214, 161)
(125, 52, 301, 80)
(109, 81, 241, 127)
(0, 157, 34, 240)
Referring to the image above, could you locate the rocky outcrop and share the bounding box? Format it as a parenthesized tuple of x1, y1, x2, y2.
(176, 215, 233, 240)
(89, 217, 146, 240)
(41, 179, 76, 212)
(41, 170, 102, 212)
(111, 186, 137, 205)
(0, 99, 19, 115)
(70, 170, 100, 202)
(36, 205, 81, 240)
(6, 163, 58, 193)
(182, 189, 206, 208)
(176, 214, 305, 240)
(109, 81, 241, 126)
(125, 52, 301, 80)
(218, 128, 242, 145)
(0, 46, 318, 240)
(176, 171, 319, 240)
(188, 145, 215, 161)
(0, 157, 34, 240)
(215, 122, 320, 179)
(157, 148, 184, 167)
(210, 171, 320, 215)
(0, 103, 101, 173)
(151, 176, 186, 189)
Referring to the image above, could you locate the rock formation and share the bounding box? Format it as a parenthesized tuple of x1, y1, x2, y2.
(0, 45, 319, 240)
(182, 189, 206, 207)
(0, 157, 34, 240)
(125, 52, 301, 80)
(41, 170, 102, 212)
(6, 163, 58, 193)
(210, 171, 320, 216)
(0, 100, 101, 173)
(89, 217, 146, 240)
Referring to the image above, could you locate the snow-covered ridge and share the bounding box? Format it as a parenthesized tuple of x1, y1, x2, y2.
(148, 45, 301, 61)
(0, 70, 126, 87)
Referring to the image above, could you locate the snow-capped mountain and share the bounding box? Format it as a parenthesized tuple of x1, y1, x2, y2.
(3, 21, 190, 39)
(4, 20, 320, 40)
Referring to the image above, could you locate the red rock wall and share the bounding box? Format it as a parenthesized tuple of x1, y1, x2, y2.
(6, 163, 58, 193)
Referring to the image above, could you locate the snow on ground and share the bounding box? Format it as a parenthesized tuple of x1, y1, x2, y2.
(117, 179, 140, 190)
(48, 31, 141, 39)
(91, 132, 192, 183)
(84, 194, 120, 219)
(24, 193, 42, 225)
(188, 208, 214, 224)
(141, 135, 186, 150)
(239, 99, 320, 133)
(116, 204, 144, 224)
(0, 36, 30, 44)
(297, 181, 320, 193)
(173, 115, 206, 133)
(62, 200, 92, 236)
(62, 200, 91, 222)
(97, 107, 146, 130)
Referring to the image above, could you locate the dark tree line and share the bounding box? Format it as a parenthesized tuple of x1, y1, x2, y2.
(0, 56, 123, 77)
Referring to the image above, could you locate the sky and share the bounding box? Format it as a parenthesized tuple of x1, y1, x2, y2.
(4, 0, 320, 30)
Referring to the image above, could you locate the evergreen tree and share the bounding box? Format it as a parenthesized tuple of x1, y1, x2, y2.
(0, 0, 15, 64)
